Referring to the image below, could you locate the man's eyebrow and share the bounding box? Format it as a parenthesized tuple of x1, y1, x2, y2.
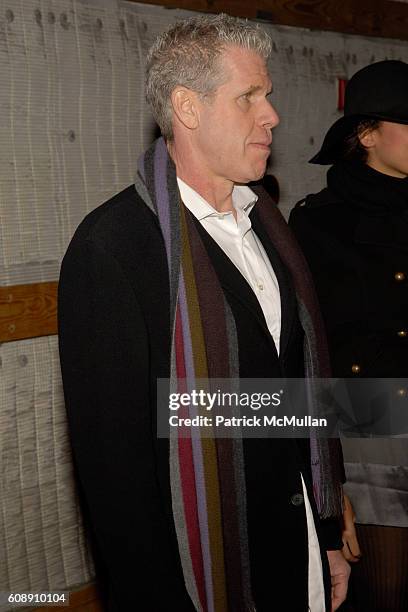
(240, 84, 273, 95)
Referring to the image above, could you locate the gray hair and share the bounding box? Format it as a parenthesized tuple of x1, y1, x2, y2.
(145, 13, 272, 140)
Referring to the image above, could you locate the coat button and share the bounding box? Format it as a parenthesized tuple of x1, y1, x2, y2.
(290, 493, 304, 506)
(351, 364, 361, 374)
(397, 330, 407, 338)
(394, 272, 406, 282)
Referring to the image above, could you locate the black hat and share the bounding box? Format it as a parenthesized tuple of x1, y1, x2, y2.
(310, 60, 408, 165)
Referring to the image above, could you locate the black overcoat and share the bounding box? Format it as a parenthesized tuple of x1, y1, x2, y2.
(289, 188, 408, 379)
(58, 185, 341, 611)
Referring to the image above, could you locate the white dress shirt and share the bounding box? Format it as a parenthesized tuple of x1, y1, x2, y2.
(177, 179, 281, 353)
(178, 178, 325, 611)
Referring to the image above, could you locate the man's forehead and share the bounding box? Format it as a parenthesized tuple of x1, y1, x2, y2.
(221, 45, 272, 88)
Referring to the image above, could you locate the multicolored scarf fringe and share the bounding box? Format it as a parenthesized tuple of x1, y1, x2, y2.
(135, 137, 343, 612)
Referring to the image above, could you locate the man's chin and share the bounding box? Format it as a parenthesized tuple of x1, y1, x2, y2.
(250, 165, 267, 182)
(233, 162, 268, 185)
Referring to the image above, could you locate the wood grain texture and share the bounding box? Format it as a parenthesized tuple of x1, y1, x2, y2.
(134, 0, 408, 41)
(0, 282, 58, 342)
(34, 584, 103, 611)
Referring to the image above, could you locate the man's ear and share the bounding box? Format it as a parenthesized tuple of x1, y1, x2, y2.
(171, 87, 200, 131)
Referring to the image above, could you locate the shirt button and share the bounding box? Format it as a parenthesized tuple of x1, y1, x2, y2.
(290, 493, 304, 506)
(257, 280, 264, 291)
(394, 272, 406, 282)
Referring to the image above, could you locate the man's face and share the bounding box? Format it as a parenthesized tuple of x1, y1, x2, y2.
(193, 45, 279, 184)
(366, 121, 408, 178)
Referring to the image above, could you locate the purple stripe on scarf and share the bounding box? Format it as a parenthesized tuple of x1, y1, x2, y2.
(178, 274, 215, 612)
(154, 139, 172, 260)
(138, 155, 146, 183)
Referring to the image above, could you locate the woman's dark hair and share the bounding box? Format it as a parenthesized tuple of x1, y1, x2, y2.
(341, 118, 380, 162)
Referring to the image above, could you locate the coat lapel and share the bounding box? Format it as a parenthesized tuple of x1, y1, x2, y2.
(190, 213, 270, 334)
(188, 208, 297, 363)
(250, 208, 297, 360)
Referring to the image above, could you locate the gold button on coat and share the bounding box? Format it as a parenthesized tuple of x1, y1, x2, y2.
(290, 493, 304, 506)
(351, 364, 361, 374)
(397, 330, 407, 338)
(394, 272, 406, 282)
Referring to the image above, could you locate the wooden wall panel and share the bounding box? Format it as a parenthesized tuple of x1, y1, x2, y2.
(0, 282, 57, 342)
(134, 0, 408, 41)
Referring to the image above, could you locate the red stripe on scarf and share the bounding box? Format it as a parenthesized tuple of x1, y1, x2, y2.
(175, 305, 207, 611)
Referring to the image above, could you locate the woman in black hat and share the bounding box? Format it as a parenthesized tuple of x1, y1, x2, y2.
(289, 60, 408, 612)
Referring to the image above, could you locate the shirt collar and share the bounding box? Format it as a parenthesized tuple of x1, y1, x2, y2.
(177, 177, 258, 221)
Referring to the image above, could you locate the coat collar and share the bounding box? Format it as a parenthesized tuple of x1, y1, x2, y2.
(177, 177, 257, 220)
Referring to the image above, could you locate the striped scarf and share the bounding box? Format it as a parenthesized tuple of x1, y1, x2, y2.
(135, 137, 343, 612)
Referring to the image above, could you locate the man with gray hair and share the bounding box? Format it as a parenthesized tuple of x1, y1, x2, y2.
(59, 13, 349, 611)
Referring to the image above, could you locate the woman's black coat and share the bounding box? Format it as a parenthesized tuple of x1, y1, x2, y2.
(289, 173, 408, 380)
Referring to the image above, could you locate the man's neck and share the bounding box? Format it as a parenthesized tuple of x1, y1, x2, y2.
(168, 140, 235, 214)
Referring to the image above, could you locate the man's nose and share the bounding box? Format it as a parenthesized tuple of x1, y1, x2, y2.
(263, 101, 280, 129)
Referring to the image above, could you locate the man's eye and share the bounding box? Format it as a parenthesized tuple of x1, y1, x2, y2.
(241, 93, 251, 102)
